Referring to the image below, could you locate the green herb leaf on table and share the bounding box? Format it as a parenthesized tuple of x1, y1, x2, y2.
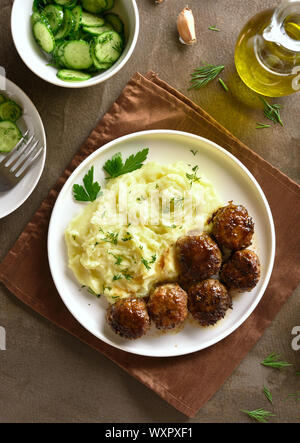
(103, 148, 149, 179)
(261, 353, 292, 369)
(256, 123, 271, 129)
(189, 64, 225, 90)
(260, 97, 284, 126)
(263, 386, 273, 404)
(73, 166, 101, 202)
(208, 25, 220, 31)
(241, 408, 276, 423)
(218, 78, 228, 91)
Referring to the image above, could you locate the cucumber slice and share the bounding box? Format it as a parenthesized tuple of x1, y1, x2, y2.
(105, 0, 115, 11)
(0, 121, 22, 153)
(53, 41, 68, 67)
(57, 69, 92, 82)
(90, 42, 111, 69)
(54, 8, 75, 40)
(31, 11, 41, 26)
(0, 100, 22, 122)
(91, 30, 123, 64)
(33, 18, 55, 53)
(72, 5, 82, 32)
(54, 0, 77, 7)
(33, 0, 50, 13)
(104, 13, 124, 34)
(81, 0, 107, 14)
(81, 11, 105, 27)
(0, 94, 6, 105)
(82, 24, 113, 36)
(63, 40, 93, 69)
(44, 4, 64, 34)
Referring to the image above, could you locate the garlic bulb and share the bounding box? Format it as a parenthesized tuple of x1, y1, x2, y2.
(177, 7, 196, 45)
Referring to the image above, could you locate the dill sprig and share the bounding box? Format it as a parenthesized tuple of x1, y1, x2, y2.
(241, 408, 276, 423)
(260, 97, 284, 126)
(256, 123, 271, 129)
(261, 353, 292, 370)
(208, 25, 220, 31)
(218, 78, 228, 91)
(263, 386, 273, 404)
(189, 64, 224, 90)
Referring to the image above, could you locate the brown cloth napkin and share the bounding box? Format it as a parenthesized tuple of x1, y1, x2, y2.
(0, 72, 299, 418)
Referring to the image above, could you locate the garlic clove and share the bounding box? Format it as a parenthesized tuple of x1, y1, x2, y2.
(177, 7, 196, 45)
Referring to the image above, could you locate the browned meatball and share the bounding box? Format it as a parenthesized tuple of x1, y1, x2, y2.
(106, 297, 150, 339)
(211, 202, 254, 251)
(147, 283, 188, 329)
(188, 279, 232, 326)
(175, 233, 222, 283)
(220, 249, 260, 291)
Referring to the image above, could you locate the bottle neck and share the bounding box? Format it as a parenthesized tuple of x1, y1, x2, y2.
(263, 1, 300, 53)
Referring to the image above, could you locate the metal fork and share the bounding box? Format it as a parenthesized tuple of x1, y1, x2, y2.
(0, 132, 44, 191)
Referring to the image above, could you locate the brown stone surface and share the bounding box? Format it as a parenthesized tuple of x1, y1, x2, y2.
(0, 0, 299, 422)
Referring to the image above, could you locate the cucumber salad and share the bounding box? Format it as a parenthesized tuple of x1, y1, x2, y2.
(0, 94, 23, 153)
(31, 0, 125, 82)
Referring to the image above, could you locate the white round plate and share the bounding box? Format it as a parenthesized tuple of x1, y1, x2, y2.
(48, 130, 275, 357)
(0, 76, 46, 219)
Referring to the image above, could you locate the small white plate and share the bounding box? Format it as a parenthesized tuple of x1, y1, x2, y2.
(48, 130, 275, 357)
(0, 76, 46, 219)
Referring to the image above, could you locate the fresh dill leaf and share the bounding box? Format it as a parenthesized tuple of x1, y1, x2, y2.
(73, 166, 101, 202)
(150, 254, 157, 264)
(208, 25, 220, 31)
(113, 274, 122, 281)
(261, 353, 292, 369)
(123, 271, 133, 280)
(218, 78, 228, 91)
(190, 149, 198, 156)
(87, 287, 101, 298)
(103, 148, 149, 179)
(263, 386, 273, 404)
(109, 252, 123, 265)
(189, 64, 224, 90)
(122, 232, 133, 242)
(186, 165, 201, 187)
(241, 408, 275, 423)
(99, 230, 118, 245)
(260, 97, 284, 126)
(256, 122, 271, 129)
(141, 258, 151, 270)
(284, 392, 300, 401)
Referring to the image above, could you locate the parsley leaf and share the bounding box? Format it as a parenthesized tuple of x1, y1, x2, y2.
(103, 149, 149, 179)
(73, 166, 101, 202)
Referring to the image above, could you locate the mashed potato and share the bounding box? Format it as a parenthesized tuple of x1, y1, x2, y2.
(65, 161, 222, 303)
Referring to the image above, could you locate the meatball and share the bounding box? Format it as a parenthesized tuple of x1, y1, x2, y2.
(220, 249, 260, 291)
(175, 233, 222, 283)
(106, 297, 150, 339)
(188, 279, 232, 326)
(211, 202, 254, 251)
(147, 283, 188, 330)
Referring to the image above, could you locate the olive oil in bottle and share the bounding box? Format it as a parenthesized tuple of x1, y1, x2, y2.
(235, 1, 300, 97)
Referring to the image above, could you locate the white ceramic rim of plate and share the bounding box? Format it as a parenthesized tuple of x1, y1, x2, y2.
(0, 75, 46, 218)
(11, 0, 140, 89)
(48, 129, 276, 357)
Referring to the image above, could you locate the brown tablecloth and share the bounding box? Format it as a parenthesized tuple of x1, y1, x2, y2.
(0, 71, 299, 417)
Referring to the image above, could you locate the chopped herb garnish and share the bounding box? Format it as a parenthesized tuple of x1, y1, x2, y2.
(87, 287, 101, 298)
(260, 97, 284, 126)
(186, 165, 201, 187)
(102, 285, 112, 293)
(103, 148, 149, 179)
(150, 254, 157, 264)
(261, 353, 292, 370)
(218, 78, 228, 91)
(190, 149, 198, 156)
(141, 258, 151, 270)
(109, 253, 123, 265)
(263, 386, 273, 404)
(241, 408, 275, 423)
(100, 230, 119, 245)
(170, 224, 177, 228)
(189, 64, 224, 90)
(256, 122, 271, 129)
(123, 272, 133, 280)
(113, 274, 122, 281)
(208, 25, 220, 31)
(73, 166, 101, 202)
(122, 232, 132, 242)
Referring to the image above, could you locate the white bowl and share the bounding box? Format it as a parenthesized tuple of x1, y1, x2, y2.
(11, 0, 139, 88)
